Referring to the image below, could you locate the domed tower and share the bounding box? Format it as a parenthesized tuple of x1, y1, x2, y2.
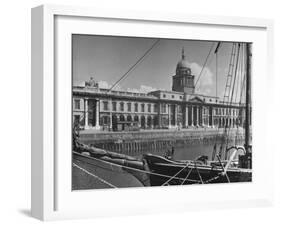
(172, 48, 195, 94)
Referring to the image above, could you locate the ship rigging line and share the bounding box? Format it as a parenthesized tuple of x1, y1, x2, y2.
(234, 47, 247, 145)
(75, 153, 201, 183)
(224, 44, 241, 149)
(194, 42, 216, 89)
(213, 43, 236, 158)
(108, 39, 160, 92)
(73, 163, 118, 188)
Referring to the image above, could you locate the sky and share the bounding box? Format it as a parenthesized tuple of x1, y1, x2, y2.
(72, 35, 247, 100)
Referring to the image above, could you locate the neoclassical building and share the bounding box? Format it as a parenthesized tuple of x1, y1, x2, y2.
(73, 49, 245, 131)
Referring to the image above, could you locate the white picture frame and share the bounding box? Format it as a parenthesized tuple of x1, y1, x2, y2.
(31, 4, 274, 221)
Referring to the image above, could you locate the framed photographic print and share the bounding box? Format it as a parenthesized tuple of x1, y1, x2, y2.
(31, 4, 274, 221)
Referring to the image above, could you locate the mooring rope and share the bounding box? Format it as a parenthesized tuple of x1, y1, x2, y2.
(216, 154, 230, 183)
(74, 153, 233, 186)
(180, 167, 193, 185)
(194, 162, 204, 184)
(161, 163, 190, 186)
(75, 153, 200, 183)
(73, 163, 118, 188)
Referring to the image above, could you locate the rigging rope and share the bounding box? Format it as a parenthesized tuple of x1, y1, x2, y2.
(74, 153, 230, 185)
(76, 153, 201, 183)
(73, 163, 118, 188)
(180, 167, 193, 185)
(216, 154, 230, 183)
(232, 45, 244, 146)
(161, 163, 190, 186)
(213, 43, 236, 159)
(108, 39, 160, 91)
(215, 43, 219, 99)
(194, 162, 204, 184)
(223, 43, 241, 150)
(234, 44, 247, 146)
(194, 43, 216, 89)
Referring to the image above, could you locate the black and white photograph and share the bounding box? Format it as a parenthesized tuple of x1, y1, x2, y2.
(71, 35, 252, 190)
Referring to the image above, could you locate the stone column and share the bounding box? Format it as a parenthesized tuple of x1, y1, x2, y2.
(185, 105, 188, 127)
(207, 108, 209, 126)
(193, 106, 196, 126)
(212, 108, 214, 127)
(84, 98, 89, 129)
(95, 99, 100, 129)
(202, 107, 205, 126)
(206, 108, 209, 127)
(196, 106, 199, 126)
(191, 105, 194, 126)
(109, 99, 112, 130)
(175, 105, 178, 127)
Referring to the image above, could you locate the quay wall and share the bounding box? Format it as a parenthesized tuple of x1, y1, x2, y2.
(79, 128, 245, 154)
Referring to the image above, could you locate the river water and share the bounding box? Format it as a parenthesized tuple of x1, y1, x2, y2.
(133, 140, 244, 161)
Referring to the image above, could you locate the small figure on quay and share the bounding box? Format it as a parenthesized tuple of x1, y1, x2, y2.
(165, 146, 175, 160)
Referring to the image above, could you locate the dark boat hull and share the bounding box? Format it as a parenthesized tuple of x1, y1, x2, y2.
(143, 154, 252, 186)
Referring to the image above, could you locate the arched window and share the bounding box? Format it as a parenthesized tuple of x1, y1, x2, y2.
(119, 114, 125, 122)
(127, 115, 132, 121)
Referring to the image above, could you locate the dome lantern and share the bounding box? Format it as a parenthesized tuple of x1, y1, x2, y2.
(176, 47, 191, 75)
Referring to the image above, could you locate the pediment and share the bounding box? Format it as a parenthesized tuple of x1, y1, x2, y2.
(188, 96, 204, 103)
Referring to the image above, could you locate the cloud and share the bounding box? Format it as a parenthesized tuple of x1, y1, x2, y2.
(126, 85, 157, 93)
(73, 80, 86, 87)
(98, 80, 156, 93)
(98, 80, 122, 91)
(189, 62, 214, 95)
(98, 80, 111, 89)
(139, 85, 157, 93)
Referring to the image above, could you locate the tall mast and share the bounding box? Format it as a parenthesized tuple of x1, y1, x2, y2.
(245, 43, 251, 153)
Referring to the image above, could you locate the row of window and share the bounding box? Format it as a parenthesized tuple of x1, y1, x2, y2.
(215, 107, 239, 116)
(105, 101, 158, 113)
(162, 94, 183, 99)
(74, 99, 239, 116)
(161, 94, 217, 103)
(74, 99, 158, 113)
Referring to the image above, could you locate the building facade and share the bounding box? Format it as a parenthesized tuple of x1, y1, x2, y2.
(73, 49, 246, 131)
